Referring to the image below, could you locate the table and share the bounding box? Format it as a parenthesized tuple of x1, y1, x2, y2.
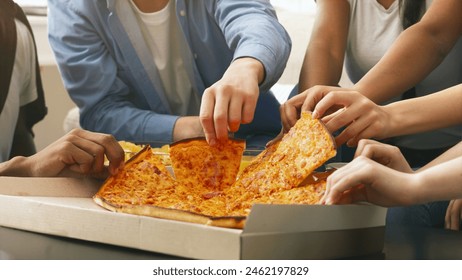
(2, 225, 462, 260)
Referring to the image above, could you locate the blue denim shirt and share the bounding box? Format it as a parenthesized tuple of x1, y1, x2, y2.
(48, 0, 291, 146)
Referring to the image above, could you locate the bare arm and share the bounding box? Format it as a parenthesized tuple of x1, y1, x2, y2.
(415, 156, 462, 203)
(385, 84, 462, 138)
(298, 0, 350, 92)
(419, 141, 462, 171)
(354, 0, 462, 103)
(322, 140, 462, 206)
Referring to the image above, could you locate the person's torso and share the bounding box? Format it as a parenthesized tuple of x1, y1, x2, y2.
(345, 0, 462, 149)
(129, 0, 199, 116)
(0, 19, 37, 162)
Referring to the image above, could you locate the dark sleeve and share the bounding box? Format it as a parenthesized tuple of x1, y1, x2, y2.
(0, 1, 17, 115)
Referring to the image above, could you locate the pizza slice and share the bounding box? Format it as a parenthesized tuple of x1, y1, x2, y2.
(228, 170, 333, 216)
(94, 139, 247, 228)
(169, 137, 245, 194)
(94, 146, 196, 213)
(226, 112, 336, 214)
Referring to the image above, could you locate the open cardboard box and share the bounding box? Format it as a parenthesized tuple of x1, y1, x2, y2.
(0, 176, 387, 259)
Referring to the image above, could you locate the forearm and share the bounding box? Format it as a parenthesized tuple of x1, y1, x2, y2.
(419, 142, 462, 171)
(353, 26, 448, 103)
(353, 0, 462, 103)
(414, 157, 462, 203)
(217, 0, 291, 92)
(299, 0, 349, 93)
(384, 84, 462, 138)
(298, 44, 344, 92)
(81, 99, 177, 144)
(0, 156, 32, 177)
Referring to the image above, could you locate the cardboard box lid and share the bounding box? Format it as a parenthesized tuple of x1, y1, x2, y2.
(244, 204, 387, 233)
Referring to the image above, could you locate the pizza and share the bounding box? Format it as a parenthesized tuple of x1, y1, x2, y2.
(224, 112, 336, 215)
(169, 137, 245, 193)
(94, 112, 336, 229)
(95, 146, 190, 210)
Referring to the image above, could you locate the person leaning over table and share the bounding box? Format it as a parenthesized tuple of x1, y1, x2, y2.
(320, 139, 462, 231)
(0, 128, 125, 179)
(0, 0, 47, 162)
(292, 0, 462, 167)
(47, 0, 291, 150)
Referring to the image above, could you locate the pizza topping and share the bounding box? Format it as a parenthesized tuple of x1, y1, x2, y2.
(169, 137, 245, 192)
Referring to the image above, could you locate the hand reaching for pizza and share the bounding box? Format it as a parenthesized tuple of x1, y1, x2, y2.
(354, 139, 413, 173)
(321, 139, 415, 206)
(199, 57, 263, 145)
(26, 128, 125, 178)
(279, 85, 344, 133)
(280, 86, 392, 147)
(321, 155, 417, 207)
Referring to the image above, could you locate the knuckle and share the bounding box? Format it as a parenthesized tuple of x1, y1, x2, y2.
(214, 113, 227, 123)
(199, 114, 212, 124)
(391, 145, 401, 155)
(69, 128, 82, 135)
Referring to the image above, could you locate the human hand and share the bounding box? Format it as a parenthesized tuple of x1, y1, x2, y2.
(320, 155, 417, 207)
(199, 58, 263, 145)
(445, 199, 462, 231)
(280, 86, 392, 147)
(279, 85, 343, 133)
(354, 139, 413, 173)
(312, 89, 392, 147)
(27, 128, 125, 178)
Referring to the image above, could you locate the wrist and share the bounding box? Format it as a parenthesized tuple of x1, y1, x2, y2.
(382, 104, 400, 138)
(173, 116, 204, 142)
(232, 57, 265, 84)
(0, 156, 33, 177)
(409, 171, 429, 205)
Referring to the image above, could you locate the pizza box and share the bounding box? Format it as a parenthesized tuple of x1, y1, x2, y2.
(0, 176, 387, 259)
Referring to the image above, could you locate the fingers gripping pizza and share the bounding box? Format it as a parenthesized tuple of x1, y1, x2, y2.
(94, 112, 336, 228)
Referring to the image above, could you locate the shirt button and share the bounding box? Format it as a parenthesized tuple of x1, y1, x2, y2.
(180, 10, 186, 16)
(194, 53, 198, 59)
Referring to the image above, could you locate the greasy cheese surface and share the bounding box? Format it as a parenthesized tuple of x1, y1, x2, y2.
(170, 138, 245, 192)
(96, 147, 199, 211)
(225, 112, 336, 214)
(94, 112, 337, 228)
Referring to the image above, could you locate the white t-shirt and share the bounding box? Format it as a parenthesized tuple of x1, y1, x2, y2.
(0, 19, 38, 162)
(129, 1, 199, 116)
(345, 0, 462, 149)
